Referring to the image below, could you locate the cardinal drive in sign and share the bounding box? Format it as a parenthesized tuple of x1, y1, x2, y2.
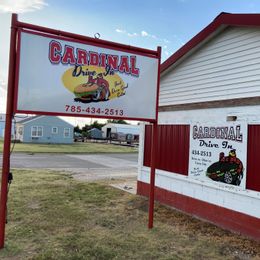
(0, 14, 160, 250)
(14, 30, 159, 121)
(188, 123, 247, 189)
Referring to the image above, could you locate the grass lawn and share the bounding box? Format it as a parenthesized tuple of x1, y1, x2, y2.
(0, 139, 137, 154)
(0, 170, 259, 259)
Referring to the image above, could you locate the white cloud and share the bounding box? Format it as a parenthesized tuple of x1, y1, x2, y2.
(116, 28, 139, 37)
(127, 32, 138, 37)
(115, 27, 175, 61)
(115, 28, 171, 44)
(116, 28, 126, 33)
(0, 0, 48, 13)
(141, 31, 158, 40)
(141, 30, 148, 37)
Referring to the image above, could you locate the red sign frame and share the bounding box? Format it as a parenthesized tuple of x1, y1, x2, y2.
(13, 25, 160, 122)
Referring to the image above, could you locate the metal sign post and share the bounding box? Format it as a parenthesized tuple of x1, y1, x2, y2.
(148, 121, 158, 228)
(0, 14, 18, 249)
(148, 46, 161, 229)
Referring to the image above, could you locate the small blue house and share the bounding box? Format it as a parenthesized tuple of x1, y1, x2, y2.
(87, 128, 103, 139)
(16, 115, 74, 144)
(0, 114, 6, 138)
(0, 113, 16, 139)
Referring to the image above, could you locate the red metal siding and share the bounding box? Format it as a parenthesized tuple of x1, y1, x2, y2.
(246, 125, 260, 192)
(143, 125, 190, 175)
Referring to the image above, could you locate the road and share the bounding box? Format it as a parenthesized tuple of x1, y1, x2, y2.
(0, 153, 139, 181)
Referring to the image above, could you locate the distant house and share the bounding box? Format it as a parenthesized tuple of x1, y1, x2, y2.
(15, 115, 74, 144)
(0, 114, 7, 138)
(101, 123, 140, 141)
(87, 128, 103, 139)
(0, 113, 20, 139)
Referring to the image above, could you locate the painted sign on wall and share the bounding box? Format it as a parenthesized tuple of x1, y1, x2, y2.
(188, 123, 247, 189)
(14, 31, 159, 121)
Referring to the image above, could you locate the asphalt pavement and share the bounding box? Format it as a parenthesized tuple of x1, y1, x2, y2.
(0, 153, 138, 182)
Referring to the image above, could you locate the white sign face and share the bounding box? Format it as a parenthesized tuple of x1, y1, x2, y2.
(188, 123, 247, 189)
(15, 31, 159, 121)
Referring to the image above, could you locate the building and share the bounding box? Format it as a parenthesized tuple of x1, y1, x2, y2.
(138, 13, 260, 240)
(0, 114, 21, 139)
(16, 115, 74, 144)
(102, 123, 140, 140)
(0, 114, 6, 138)
(87, 128, 103, 139)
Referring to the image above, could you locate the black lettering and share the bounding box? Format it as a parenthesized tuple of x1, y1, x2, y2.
(72, 65, 82, 77)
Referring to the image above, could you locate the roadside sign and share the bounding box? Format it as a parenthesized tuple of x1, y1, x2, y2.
(14, 30, 159, 121)
(0, 13, 161, 249)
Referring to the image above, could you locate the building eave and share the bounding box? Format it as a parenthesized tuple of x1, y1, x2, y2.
(161, 13, 260, 75)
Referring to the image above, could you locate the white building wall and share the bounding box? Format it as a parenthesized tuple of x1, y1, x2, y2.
(139, 25, 260, 219)
(160, 27, 260, 106)
(138, 105, 260, 219)
(101, 124, 117, 138)
(101, 123, 140, 138)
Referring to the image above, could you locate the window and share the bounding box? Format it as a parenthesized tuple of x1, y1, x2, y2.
(31, 126, 43, 137)
(18, 126, 23, 135)
(52, 127, 58, 134)
(64, 128, 70, 138)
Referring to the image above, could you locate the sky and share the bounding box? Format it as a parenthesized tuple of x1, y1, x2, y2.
(1, 0, 260, 126)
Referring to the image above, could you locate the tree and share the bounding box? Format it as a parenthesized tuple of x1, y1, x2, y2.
(74, 125, 81, 133)
(82, 124, 91, 132)
(106, 119, 128, 124)
(91, 120, 105, 130)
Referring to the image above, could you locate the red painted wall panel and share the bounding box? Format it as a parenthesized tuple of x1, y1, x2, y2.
(137, 181, 260, 241)
(247, 125, 260, 192)
(143, 125, 190, 175)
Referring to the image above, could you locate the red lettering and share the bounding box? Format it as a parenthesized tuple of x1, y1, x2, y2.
(49, 40, 62, 64)
(49, 41, 141, 77)
(107, 55, 119, 70)
(130, 56, 139, 76)
(61, 45, 76, 64)
(118, 56, 130, 74)
(99, 53, 107, 67)
(89, 52, 99, 66)
(76, 49, 88, 65)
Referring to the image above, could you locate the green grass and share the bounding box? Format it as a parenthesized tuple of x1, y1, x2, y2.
(0, 139, 137, 154)
(0, 169, 259, 259)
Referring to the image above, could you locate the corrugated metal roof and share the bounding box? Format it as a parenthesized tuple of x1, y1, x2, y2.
(17, 115, 74, 126)
(105, 123, 140, 129)
(103, 123, 140, 135)
(88, 128, 103, 133)
(16, 115, 42, 124)
(116, 127, 139, 135)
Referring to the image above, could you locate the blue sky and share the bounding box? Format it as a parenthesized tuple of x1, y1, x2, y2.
(1, 0, 260, 123)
